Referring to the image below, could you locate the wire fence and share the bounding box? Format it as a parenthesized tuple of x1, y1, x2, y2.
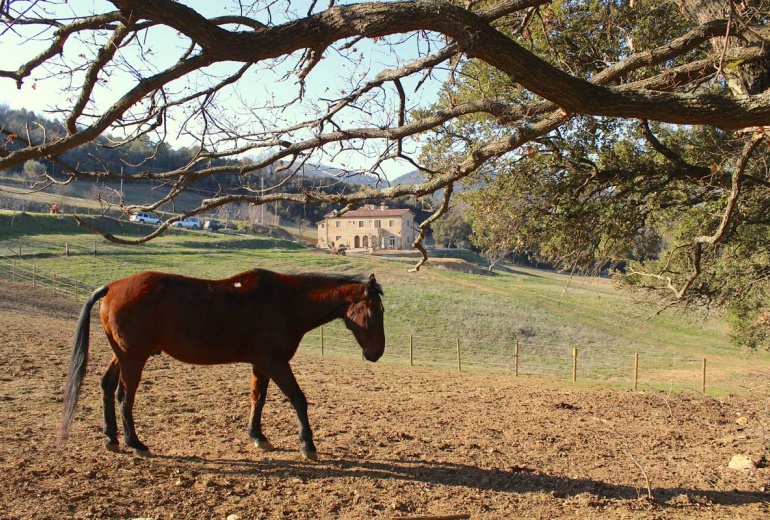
(301, 324, 770, 395)
(1, 246, 768, 396)
(3, 236, 129, 260)
(0, 254, 99, 300)
(0, 236, 158, 288)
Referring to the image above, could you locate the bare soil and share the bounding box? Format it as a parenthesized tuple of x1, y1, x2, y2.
(1, 279, 769, 519)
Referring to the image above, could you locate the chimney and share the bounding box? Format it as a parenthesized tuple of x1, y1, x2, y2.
(379, 202, 387, 210)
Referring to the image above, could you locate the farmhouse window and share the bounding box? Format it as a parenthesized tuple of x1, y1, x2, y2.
(374, 220, 381, 228)
(358, 221, 364, 227)
(335, 221, 341, 228)
(389, 220, 394, 227)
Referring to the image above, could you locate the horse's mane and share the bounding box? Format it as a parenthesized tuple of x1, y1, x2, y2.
(251, 269, 383, 297)
(301, 272, 383, 296)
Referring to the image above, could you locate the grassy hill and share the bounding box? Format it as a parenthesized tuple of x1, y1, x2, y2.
(1, 211, 767, 394)
(0, 175, 217, 215)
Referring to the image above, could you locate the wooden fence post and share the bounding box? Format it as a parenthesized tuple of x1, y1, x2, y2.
(409, 335, 414, 367)
(702, 358, 707, 394)
(633, 352, 639, 391)
(456, 338, 461, 372)
(65, 242, 69, 257)
(320, 326, 324, 355)
(93, 241, 97, 257)
(514, 340, 519, 377)
(32, 265, 36, 287)
(572, 347, 578, 383)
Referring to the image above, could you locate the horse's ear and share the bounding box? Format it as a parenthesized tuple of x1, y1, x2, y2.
(366, 273, 379, 296)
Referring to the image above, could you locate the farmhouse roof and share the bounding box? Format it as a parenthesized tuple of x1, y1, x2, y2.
(324, 204, 413, 219)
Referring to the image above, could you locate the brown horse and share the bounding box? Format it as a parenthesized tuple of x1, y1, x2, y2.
(58, 269, 385, 458)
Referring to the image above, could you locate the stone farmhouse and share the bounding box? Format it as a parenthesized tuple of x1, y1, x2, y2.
(317, 203, 416, 251)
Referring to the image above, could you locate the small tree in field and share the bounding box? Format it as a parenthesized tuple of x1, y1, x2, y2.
(22, 160, 46, 179)
(432, 208, 472, 249)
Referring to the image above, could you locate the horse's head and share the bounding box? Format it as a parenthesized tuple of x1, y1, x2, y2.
(344, 274, 385, 362)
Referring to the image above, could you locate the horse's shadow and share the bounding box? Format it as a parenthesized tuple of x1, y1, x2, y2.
(148, 452, 766, 507)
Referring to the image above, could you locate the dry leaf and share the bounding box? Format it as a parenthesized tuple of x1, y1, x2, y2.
(526, 145, 536, 158)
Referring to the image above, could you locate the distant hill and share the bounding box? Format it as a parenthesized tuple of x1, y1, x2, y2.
(390, 170, 425, 186)
(389, 169, 483, 194)
(298, 165, 386, 187)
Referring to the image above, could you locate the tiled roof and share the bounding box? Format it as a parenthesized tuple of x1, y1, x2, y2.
(324, 205, 413, 218)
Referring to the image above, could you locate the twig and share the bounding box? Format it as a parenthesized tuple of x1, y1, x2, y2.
(622, 436, 654, 500)
(408, 183, 454, 272)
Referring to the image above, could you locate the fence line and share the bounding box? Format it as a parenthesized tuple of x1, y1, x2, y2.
(311, 324, 750, 395)
(0, 252, 764, 395)
(0, 254, 99, 301)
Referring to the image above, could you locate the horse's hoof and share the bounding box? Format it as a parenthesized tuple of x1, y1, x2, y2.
(104, 443, 120, 453)
(133, 448, 151, 457)
(254, 440, 275, 452)
(300, 448, 318, 461)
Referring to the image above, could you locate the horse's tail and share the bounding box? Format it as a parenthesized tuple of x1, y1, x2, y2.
(58, 285, 109, 447)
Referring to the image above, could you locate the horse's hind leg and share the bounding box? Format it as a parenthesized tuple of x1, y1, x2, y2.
(116, 358, 150, 455)
(248, 366, 274, 451)
(100, 355, 121, 452)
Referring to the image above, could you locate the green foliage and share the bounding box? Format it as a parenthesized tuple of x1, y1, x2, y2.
(22, 160, 46, 179)
(620, 153, 770, 349)
(421, 1, 696, 270)
(727, 300, 770, 352)
(463, 118, 669, 272)
(431, 207, 472, 248)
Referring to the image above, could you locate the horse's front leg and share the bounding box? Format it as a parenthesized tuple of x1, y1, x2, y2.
(270, 362, 316, 460)
(248, 366, 274, 451)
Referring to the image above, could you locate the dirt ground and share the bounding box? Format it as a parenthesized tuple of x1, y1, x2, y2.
(1, 280, 769, 520)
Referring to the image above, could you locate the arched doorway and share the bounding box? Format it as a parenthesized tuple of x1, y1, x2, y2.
(362, 235, 369, 248)
(354, 235, 360, 248)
